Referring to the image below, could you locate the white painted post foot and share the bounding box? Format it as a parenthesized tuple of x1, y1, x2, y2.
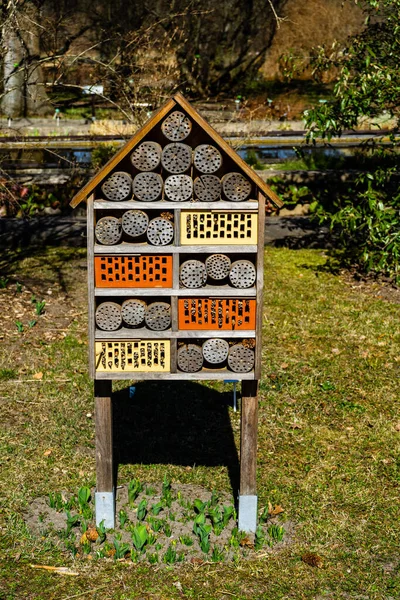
(95, 490, 115, 529)
(238, 494, 258, 533)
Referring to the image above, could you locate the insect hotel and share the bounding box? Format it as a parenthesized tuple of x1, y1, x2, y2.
(70, 93, 282, 532)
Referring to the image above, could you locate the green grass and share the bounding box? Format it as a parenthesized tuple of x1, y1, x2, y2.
(0, 246, 399, 599)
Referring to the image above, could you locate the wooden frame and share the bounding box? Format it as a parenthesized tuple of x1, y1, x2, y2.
(72, 94, 282, 532)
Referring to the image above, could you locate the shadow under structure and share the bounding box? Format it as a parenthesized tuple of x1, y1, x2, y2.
(112, 380, 240, 496)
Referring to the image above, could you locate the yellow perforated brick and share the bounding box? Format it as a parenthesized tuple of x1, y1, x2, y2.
(180, 211, 258, 245)
(95, 340, 170, 373)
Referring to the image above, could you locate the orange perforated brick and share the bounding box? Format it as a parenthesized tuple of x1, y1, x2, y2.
(95, 255, 173, 288)
(178, 298, 256, 331)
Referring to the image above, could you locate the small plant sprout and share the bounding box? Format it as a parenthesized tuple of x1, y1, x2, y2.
(254, 526, 265, 550)
(77, 486, 92, 519)
(259, 505, 270, 524)
(34, 300, 46, 316)
(15, 282, 22, 293)
(209, 489, 220, 508)
(151, 501, 163, 516)
(15, 321, 24, 333)
(179, 534, 194, 547)
(163, 544, 177, 564)
(65, 511, 80, 536)
(97, 520, 107, 543)
(28, 320, 37, 328)
(48, 492, 64, 511)
(148, 552, 159, 564)
(211, 546, 225, 562)
(163, 522, 172, 538)
(130, 523, 148, 552)
(193, 499, 207, 514)
(222, 505, 236, 527)
(147, 516, 163, 532)
(161, 474, 173, 507)
(128, 478, 142, 506)
(119, 509, 129, 528)
(113, 539, 131, 560)
(267, 524, 285, 544)
(0, 277, 9, 288)
(208, 506, 224, 535)
(136, 499, 148, 521)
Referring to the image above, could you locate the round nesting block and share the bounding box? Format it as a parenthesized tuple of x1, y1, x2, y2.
(146, 217, 174, 246)
(95, 216, 122, 245)
(194, 174, 221, 202)
(101, 171, 132, 202)
(194, 144, 222, 173)
(161, 143, 192, 174)
(227, 343, 255, 373)
(202, 338, 229, 364)
(222, 172, 252, 202)
(229, 260, 256, 288)
(180, 260, 207, 288)
(177, 343, 204, 372)
(133, 172, 163, 202)
(145, 302, 171, 331)
(205, 254, 231, 280)
(95, 302, 122, 331)
(161, 111, 192, 141)
(121, 299, 147, 326)
(130, 141, 162, 171)
(164, 174, 193, 202)
(121, 210, 149, 238)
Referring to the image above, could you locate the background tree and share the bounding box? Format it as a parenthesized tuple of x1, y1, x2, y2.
(303, 0, 400, 281)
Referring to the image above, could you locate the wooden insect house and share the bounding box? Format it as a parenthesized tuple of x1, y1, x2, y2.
(70, 93, 282, 532)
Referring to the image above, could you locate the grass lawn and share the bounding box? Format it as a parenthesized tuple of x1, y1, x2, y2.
(0, 246, 399, 599)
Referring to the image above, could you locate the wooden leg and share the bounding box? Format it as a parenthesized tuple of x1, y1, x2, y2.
(94, 380, 115, 528)
(238, 380, 258, 533)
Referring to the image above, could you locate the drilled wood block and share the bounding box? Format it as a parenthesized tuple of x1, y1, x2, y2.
(101, 171, 132, 201)
(161, 143, 192, 174)
(229, 260, 256, 288)
(95, 340, 170, 372)
(130, 142, 162, 171)
(178, 298, 256, 330)
(121, 298, 147, 326)
(164, 174, 193, 202)
(180, 211, 258, 245)
(222, 172, 252, 202)
(95, 302, 122, 331)
(177, 343, 203, 372)
(146, 217, 174, 246)
(95, 256, 173, 288)
(95, 216, 122, 245)
(194, 145, 222, 173)
(228, 343, 255, 373)
(179, 260, 207, 289)
(205, 254, 231, 280)
(145, 302, 171, 331)
(121, 210, 149, 237)
(202, 338, 229, 364)
(161, 111, 192, 141)
(133, 172, 163, 202)
(194, 175, 221, 202)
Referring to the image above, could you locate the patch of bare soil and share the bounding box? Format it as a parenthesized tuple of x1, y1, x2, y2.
(339, 269, 400, 304)
(24, 483, 294, 565)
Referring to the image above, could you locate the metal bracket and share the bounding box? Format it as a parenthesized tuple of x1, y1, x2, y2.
(238, 494, 258, 533)
(95, 490, 115, 529)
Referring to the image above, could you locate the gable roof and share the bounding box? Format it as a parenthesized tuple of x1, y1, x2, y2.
(70, 92, 283, 208)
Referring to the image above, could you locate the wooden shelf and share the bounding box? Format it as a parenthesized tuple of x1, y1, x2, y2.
(95, 286, 256, 297)
(94, 200, 259, 210)
(95, 370, 255, 381)
(94, 243, 257, 254)
(95, 328, 255, 340)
